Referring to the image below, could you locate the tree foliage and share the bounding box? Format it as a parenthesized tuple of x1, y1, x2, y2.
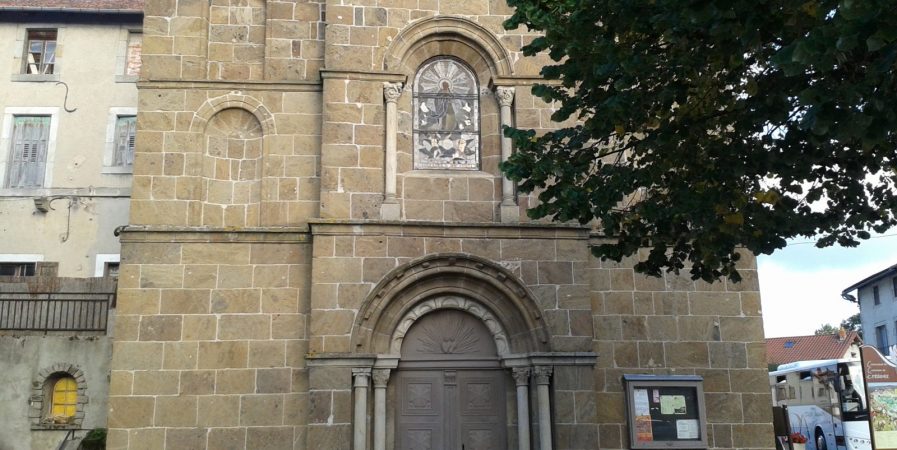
(814, 323, 839, 335)
(841, 312, 862, 337)
(814, 313, 861, 337)
(502, 0, 897, 282)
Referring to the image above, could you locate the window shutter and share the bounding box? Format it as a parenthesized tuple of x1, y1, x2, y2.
(113, 116, 136, 166)
(6, 116, 49, 188)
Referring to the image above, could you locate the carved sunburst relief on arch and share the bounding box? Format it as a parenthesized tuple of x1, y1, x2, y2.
(392, 297, 509, 357)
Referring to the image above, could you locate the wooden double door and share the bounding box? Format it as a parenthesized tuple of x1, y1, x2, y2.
(396, 368, 507, 450)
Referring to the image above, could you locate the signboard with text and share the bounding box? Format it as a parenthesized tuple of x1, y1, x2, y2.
(623, 374, 708, 449)
(861, 345, 897, 450)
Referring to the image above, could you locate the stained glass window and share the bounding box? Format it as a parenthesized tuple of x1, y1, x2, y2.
(413, 58, 480, 170)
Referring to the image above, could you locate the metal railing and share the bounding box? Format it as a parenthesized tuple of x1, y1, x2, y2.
(0, 292, 114, 332)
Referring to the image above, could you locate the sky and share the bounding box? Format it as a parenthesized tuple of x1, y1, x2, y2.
(758, 233, 897, 338)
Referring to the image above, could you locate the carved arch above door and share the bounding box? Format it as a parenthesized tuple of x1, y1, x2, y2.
(351, 253, 551, 356)
(391, 296, 510, 357)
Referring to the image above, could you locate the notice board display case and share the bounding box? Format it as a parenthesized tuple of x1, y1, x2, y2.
(623, 374, 709, 449)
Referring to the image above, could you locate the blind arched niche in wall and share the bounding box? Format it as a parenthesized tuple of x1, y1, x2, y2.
(413, 57, 480, 170)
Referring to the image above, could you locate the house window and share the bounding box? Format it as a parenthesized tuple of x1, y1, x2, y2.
(50, 377, 77, 419)
(6, 115, 50, 188)
(0, 262, 35, 276)
(892, 277, 897, 298)
(874, 286, 881, 305)
(23, 30, 57, 75)
(104, 262, 120, 279)
(113, 116, 136, 167)
(413, 57, 480, 170)
(125, 31, 142, 77)
(876, 325, 889, 354)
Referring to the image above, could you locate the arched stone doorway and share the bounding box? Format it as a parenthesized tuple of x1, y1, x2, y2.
(395, 308, 507, 450)
(334, 254, 593, 450)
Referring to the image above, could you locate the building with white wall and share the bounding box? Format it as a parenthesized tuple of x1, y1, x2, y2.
(842, 264, 897, 355)
(0, 1, 141, 448)
(0, 0, 141, 279)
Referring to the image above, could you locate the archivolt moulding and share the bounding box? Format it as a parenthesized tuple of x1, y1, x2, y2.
(390, 296, 511, 357)
(351, 253, 550, 355)
(383, 16, 513, 77)
(189, 92, 276, 136)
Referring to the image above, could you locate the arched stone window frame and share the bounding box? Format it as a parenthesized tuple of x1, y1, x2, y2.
(30, 363, 87, 429)
(412, 56, 482, 171)
(185, 93, 278, 227)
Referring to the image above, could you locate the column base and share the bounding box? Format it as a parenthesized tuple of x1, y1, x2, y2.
(381, 201, 400, 220)
(500, 203, 519, 223)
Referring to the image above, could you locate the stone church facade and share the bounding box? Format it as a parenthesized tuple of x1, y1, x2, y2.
(107, 0, 774, 449)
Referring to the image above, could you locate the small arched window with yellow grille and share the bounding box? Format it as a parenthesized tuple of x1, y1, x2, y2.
(50, 377, 77, 417)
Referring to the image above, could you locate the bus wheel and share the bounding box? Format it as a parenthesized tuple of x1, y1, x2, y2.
(815, 430, 827, 450)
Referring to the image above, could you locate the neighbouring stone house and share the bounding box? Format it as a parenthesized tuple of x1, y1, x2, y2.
(107, 0, 774, 449)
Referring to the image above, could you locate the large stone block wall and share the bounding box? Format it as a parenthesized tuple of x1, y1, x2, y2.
(589, 251, 773, 449)
(107, 232, 311, 449)
(142, 0, 324, 81)
(109, 0, 775, 449)
(308, 222, 592, 354)
(129, 86, 321, 227)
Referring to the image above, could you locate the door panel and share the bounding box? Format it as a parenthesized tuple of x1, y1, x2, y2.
(398, 373, 444, 450)
(397, 369, 506, 450)
(458, 371, 506, 450)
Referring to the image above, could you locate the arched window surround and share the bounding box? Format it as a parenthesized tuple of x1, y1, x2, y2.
(30, 363, 87, 429)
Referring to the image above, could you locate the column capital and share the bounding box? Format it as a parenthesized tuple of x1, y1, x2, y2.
(372, 368, 391, 388)
(353, 367, 372, 387)
(533, 366, 552, 385)
(512, 367, 531, 386)
(383, 82, 404, 103)
(495, 86, 515, 107)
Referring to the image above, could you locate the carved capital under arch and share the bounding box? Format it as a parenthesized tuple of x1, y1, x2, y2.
(512, 367, 531, 386)
(390, 296, 511, 357)
(383, 82, 404, 103)
(533, 366, 553, 385)
(495, 86, 515, 107)
(351, 253, 551, 356)
(383, 16, 513, 77)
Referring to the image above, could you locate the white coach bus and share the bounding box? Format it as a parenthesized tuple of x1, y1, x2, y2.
(770, 359, 871, 450)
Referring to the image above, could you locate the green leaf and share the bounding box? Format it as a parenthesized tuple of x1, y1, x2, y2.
(500, 0, 897, 282)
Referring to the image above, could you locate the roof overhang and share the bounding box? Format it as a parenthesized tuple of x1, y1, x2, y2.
(841, 263, 897, 302)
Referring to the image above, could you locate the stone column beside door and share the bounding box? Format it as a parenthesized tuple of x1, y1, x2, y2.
(534, 366, 554, 450)
(353, 368, 371, 450)
(513, 367, 532, 450)
(372, 368, 390, 450)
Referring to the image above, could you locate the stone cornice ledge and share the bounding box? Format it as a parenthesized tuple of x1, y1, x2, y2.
(491, 76, 562, 87)
(501, 352, 598, 368)
(307, 353, 378, 367)
(0, 187, 131, 198)
(319, 69, 407, 83)
(305, 352, 597, 368)
(118, 225, 311, 244)
(138, 79, 322, 91)
(308, 219, 590, 239)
